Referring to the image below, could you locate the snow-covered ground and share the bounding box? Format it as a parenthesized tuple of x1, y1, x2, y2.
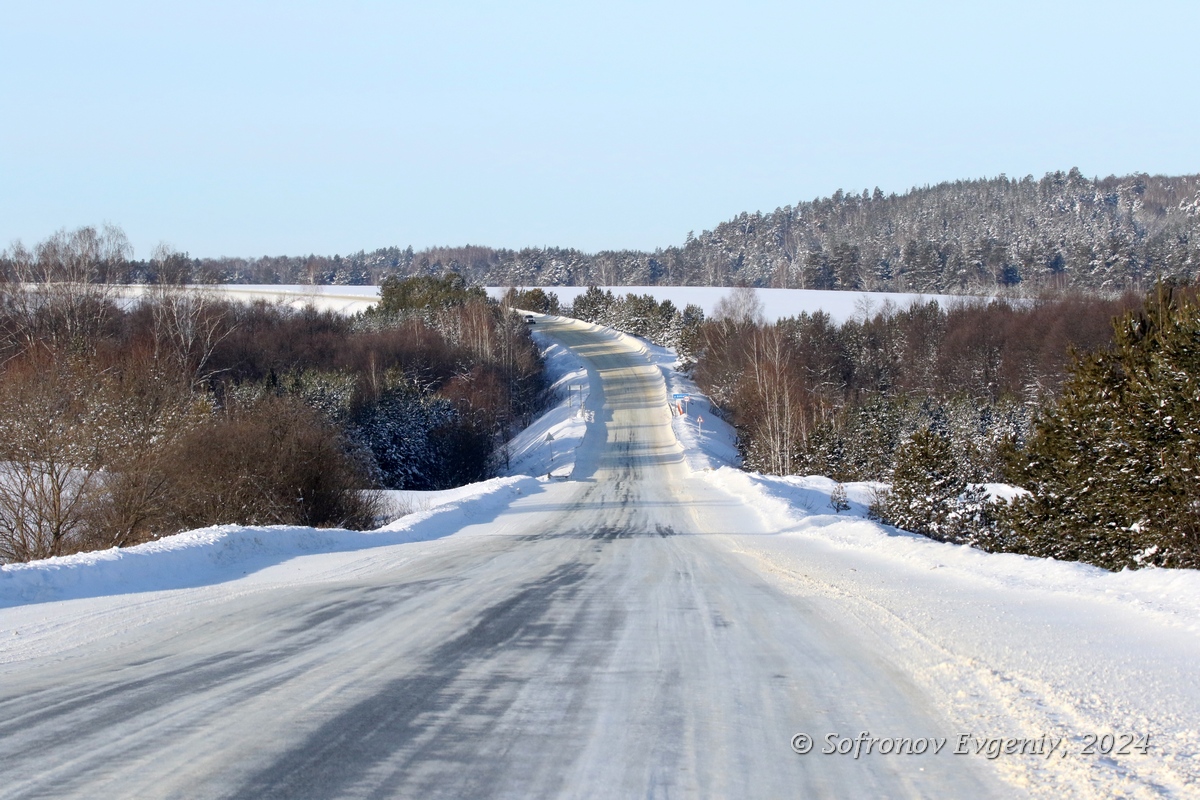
(200, 284, 965, 324)
(211, 284, 381, 314)
(0, 477, 535, 616)
(709, 468, 1200, 797)
(503, 319, 591, 480)
(518, 285, 964, 324)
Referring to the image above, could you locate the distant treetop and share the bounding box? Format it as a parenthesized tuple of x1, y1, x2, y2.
(373, 273, 488, 314)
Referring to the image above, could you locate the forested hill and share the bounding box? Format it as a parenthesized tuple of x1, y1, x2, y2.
(178, 169, 1200, 293)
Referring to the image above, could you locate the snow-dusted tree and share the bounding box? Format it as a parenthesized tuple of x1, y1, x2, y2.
(674, 303, 705, 368)
(0, 357, 104, 561)
(503, 287, 559, 314)
(570, 286, 614, 324)
(712, 286, 765, 326)
(348, 374, 456, 489)
(2, 225, 128, 352)
(1004, 282, 1200, 569)
(882, 427, 965, 541)
(144, 246, 233, 386)
(877, 421, 999, 545)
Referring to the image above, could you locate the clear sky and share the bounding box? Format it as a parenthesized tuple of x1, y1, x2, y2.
(2, 1, 1197, 258)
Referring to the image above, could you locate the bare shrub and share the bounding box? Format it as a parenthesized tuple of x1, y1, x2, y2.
(79, 358, 209, 550)
(829, 483, 850, 513)
(0, 347, 210, 561)
(160, 396, 380, 532)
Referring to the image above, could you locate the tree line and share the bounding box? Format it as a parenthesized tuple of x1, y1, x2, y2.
(687, 284, 1199, 570)
(562, 287, 705, 364)
(0, 228, 545, 563)
(52, 170, 1199, 294)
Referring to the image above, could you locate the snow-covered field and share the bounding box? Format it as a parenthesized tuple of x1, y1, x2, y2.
(202, 284, 964, 324)
(520, 285, 964, 324)
(2, 314, 1197, 798)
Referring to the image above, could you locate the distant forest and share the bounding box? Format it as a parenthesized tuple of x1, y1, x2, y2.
(97, 169, 1200, 294)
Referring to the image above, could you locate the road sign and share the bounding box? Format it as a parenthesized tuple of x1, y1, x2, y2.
(671, 393, 688, 399)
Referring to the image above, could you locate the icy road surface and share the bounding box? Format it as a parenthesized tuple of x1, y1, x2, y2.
(2, 318, 1192, 798)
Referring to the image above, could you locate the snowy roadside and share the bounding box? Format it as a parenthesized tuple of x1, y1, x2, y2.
(0, 316, 586, 613)
(599, 329, 1200, 634)
(503, 322, 590, 480)
(709, 469, 1200, 798)
(0, 476, 536, 611)
(617, 340, 1200, 798)
(710, 469, 1200, 635)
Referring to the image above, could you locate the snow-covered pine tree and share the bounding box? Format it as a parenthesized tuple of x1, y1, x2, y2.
(1004, 282, 1200, 569)
(883, 427, 964, 540)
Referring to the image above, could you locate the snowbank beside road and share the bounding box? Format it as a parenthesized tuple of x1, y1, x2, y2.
(707, 467, 1200, 634)
(505, 325, 590, 480)
(639, 339, 740, 472)
(0, 476, 534, 609)
(706, 467, 1200, 799)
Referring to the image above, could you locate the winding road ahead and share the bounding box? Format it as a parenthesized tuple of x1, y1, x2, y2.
(0, 319, 1005, 798)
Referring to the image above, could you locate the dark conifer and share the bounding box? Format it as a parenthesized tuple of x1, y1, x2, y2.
(1004, 282, 1200, 568)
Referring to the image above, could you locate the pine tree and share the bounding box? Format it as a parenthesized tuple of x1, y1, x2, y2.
(884, 427, 967, 541)
(1005, 282, 1200, 568)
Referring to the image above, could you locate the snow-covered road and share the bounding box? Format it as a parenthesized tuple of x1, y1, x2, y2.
(1, 318, 1195, 798)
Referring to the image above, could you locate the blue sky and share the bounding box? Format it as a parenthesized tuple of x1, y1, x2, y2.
(2, 1, 1196, 258)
